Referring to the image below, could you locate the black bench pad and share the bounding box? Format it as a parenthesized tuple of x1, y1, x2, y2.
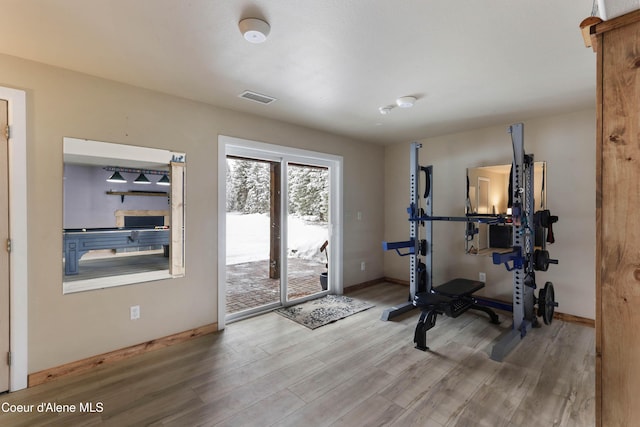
(433, 278, 484, 297)
(413, 293, 452, 308)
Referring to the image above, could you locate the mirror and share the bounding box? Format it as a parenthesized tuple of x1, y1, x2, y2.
(62, 137, 185, 293)
(466, 162, 546, 256)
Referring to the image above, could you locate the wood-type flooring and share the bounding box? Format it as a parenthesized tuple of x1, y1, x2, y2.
(0, 282, 595, 426)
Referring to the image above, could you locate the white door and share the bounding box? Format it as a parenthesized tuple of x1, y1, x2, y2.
(0, 99, 10, 391)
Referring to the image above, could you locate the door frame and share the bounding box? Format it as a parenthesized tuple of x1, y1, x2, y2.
(477, 176, 490, 249)
(218, 135, 343, 329)
(0, 86, 28, 391)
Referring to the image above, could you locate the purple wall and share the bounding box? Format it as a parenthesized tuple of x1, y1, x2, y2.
(63, 164, 170, 228)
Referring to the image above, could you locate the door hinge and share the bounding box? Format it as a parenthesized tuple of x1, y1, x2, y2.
(6, 238, 11, 253)
(7, 352, 11, 366)
(4, 125, 9, 139)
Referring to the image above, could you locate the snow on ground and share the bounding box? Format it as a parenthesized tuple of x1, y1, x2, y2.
(226, 212, 328, 265)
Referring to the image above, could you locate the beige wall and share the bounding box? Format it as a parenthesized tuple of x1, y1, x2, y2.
(384, 109, 596, 319)
(0, 53, 385, 372)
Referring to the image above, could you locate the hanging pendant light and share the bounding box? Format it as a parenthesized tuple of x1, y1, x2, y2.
(157, 174, 170, 186)
(106, 171, 127, 183)
(134, 173, 151, 184)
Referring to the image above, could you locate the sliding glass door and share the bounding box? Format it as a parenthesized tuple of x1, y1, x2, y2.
(222, 140, 341, 323)
(285, 163, 329, 302)
(225, 156, 281, 315)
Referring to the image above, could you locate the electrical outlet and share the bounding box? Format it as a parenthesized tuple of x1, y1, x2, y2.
(361, 261, 366, 271)
(130, 305, 140, 320)
(357, 211, 362, 221)
(479, 272, 486, 282)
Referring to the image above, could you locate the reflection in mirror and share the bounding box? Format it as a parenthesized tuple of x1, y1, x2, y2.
(62, 138, 185, 293)
(466, 162, 546, 256)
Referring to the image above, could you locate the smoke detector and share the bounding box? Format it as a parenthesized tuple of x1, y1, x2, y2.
(396, 96, 417, 108)
(239, 18, 270, 43)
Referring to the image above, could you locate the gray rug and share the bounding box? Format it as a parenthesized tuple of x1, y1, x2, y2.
(276, 295, 374, 329)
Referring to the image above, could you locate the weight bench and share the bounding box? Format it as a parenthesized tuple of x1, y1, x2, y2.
(412, 278, 500, 351)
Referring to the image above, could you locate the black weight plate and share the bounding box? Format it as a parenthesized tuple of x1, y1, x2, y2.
(534, 249, 550, 271)
(543, 281, 555, 325)
(537, 287, 546, 319)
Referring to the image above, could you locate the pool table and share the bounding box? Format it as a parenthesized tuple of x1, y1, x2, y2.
(63, 227, 170, 275)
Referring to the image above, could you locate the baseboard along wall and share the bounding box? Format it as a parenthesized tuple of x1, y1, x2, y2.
(28, 323, 218, 387)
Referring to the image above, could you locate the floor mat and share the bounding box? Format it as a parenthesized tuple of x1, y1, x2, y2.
(276, 294, 375, 329)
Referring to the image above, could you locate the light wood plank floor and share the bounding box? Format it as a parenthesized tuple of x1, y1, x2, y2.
(0, 283, 595, 426)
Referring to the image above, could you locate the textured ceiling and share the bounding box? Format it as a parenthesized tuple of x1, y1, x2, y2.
(0, 0, 597, 144)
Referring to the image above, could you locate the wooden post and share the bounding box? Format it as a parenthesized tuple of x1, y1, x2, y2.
(170, 161, 185, 277)
(592, 10, 640, 427)
(269, 162, 281, 279)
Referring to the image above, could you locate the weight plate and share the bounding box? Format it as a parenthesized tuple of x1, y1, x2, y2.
(536, 281, 557, 324)
(542, 281, 556, 325)
(537, 287, 546, 319)
(534, 249, 550, 271)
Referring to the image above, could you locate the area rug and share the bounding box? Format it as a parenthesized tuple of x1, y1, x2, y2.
(276, 295, 374, 330)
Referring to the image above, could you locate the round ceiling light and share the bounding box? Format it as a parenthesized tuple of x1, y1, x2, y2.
(239, 18, 271, 43)
(396, 96, 417, 108)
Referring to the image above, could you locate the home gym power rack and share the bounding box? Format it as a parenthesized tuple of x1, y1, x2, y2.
(382, 123, 559, 361)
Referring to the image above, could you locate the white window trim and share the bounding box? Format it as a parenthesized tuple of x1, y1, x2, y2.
(217, 135, 344, 330)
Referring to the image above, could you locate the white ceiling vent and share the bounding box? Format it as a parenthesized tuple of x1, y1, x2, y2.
(238, 90, 277, 105)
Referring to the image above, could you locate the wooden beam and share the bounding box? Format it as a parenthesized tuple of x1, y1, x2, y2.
(580, 16, 603, 51)
(597, 17, 640, 426)
(595, 26, 604, 427)
(269, 162, 281, 279)
(170, 161, 185, 277)
(593, 8, 640, 36)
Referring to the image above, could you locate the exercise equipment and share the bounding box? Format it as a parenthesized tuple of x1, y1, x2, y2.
(383, 123, 560, 361)
(413, 278, 500, 350)
(537, 281, 557, 325)
(533, 249, 557, 271)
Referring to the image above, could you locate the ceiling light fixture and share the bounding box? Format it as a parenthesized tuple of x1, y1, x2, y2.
(104, 167, 169, 185)
(396, 96, 417, 108)
(106, 171, 127, 183)
(239, 18, 270, 43)
(134, 173, 151, 185)
(379, 106, 393, 115)
(157, 174, 170, 186)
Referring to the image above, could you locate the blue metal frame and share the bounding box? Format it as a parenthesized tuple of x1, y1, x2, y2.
(382, 122, 544, 361)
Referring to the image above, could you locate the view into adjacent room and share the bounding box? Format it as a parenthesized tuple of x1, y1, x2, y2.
(62, 138, 186, 294)
(225, 156, 329, 317)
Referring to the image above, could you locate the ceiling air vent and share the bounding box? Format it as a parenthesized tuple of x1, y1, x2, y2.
(238, 90, 277, 105)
